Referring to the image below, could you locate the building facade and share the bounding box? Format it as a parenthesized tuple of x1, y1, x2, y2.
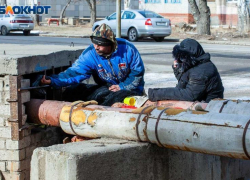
(140, 0, 250, 26)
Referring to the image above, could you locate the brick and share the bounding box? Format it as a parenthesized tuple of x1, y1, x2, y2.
(25, 146, 37, 159)
(21, 79, 30, 88)
(0, 117, 6, 126)
(0, 149, 25, 161)
(0, 104, 11, 116)
(22, 105, 25, 115)
(0, 161, 6, 172)
(22, 115, 27, 126)
(31, 132, 43, 144)
(6, 136, 31, 150)
(23, 129, 31, 137)
(0, 127, 11, 138)
(21, 91, 30, 104)
(2, 171, 25, 180)
(0, 139, 6, 149)
(7, 159, 30, 172)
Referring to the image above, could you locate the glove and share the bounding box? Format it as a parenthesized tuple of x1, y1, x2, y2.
(32, 75, 51, 96)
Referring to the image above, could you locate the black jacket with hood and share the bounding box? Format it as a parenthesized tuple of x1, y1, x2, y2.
(148, 38, 224, 103)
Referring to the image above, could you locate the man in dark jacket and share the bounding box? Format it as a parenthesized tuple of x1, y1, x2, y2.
(148, 38, 224, 103)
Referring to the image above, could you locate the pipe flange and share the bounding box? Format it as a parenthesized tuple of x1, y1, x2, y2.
(136, 106, 153, 142)
(242, 119, 250, 159)
(155, 108, 170, 147)
(219, 100, 229, 113)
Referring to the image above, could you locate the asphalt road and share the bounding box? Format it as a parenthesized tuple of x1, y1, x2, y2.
(0, 35, 250, 98)
(0, 35, 249, 76)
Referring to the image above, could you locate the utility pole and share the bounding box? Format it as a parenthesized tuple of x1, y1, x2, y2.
(116, 0, 121, 38)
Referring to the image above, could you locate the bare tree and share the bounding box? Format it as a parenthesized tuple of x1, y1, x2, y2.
(188, 0, 211, 35)
(237, 0, 249, 34)
(60, 0, 72, 25)
(86, 0, 96, 26)
(59, 0, 96, 26)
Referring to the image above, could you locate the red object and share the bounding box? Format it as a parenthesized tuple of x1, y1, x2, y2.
(121, 105, 137, 109)
(10, 20, 33, 23)
(48, 18, 59, 26)
(145, 19, 152, 25)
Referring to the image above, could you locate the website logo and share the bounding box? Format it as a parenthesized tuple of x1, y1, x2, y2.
(0, 5, 51, 14)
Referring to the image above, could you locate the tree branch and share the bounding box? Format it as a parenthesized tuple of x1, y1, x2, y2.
(86, 0, 92, 10)
(199, 0, 210, 15)
(188, 0, 200, 21)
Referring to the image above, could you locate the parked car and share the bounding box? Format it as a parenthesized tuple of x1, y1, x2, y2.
(0, 14, 34, 36)
(92, 10, 171, 42)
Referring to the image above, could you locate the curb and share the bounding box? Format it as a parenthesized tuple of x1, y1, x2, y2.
(39, 34, 90, 38)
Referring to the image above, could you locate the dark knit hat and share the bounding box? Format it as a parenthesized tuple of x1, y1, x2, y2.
(90, 23, 117, 50)
(91, 36, 114, 46)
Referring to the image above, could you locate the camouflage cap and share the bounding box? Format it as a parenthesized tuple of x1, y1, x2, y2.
(90, 23, 118, 50)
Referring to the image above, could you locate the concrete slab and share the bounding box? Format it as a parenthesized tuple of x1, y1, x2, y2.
(31, 138, 250, 180)
(0, 44, 83, 75)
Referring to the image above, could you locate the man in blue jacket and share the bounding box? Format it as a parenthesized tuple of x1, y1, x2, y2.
(39, 23, 145, 106)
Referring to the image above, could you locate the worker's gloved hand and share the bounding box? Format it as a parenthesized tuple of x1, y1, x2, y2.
(32, 75, 51, 96)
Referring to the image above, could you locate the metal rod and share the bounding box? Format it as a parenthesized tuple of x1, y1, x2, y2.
(18, 85, 50, 91)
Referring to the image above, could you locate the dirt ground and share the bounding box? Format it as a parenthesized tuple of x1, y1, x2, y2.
(34, 22, 250, 43)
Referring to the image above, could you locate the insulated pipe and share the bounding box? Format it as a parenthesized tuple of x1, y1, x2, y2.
(26, 99, 250, 159)
(58, 105, 250, 159)
(143, 100, 208, 111)
(26, 99, 207, 126)
(206, 99, 250, 115)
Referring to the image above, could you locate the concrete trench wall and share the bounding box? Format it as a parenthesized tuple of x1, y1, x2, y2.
(0, 49, 82, 180)
(31, 138, 250, 180)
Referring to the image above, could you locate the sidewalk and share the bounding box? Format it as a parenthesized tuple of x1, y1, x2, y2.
(32, 24, 250, 46)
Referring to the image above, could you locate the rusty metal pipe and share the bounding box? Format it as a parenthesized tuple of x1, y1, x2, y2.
(26, 99, 71, 126)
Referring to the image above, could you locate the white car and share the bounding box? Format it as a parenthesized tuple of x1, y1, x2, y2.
(0, 14, 34, 36)
(92, 10, 171, 42)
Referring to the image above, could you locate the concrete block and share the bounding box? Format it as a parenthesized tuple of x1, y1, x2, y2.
(0, 139, 5, 149)
(23, 129, 31, 137)
(1, 49, 83, 75)
(0, 162, 6, 172)
(0, 105, 10, 116)
(31, 132, 43, 145)
(21, 91, 30, 104)
(0, 117, 6, 126)
(7, 159, 30, 172)
(20, 79, 30, 88)
(2, 171, 25, 180)
(26, 146, 37, 159)
(22, 115, 27, 126)
(0, 149, 25, 161)
(31, 138, 250, 180)
(22, 105, 25, 115)
(0, 127, 11, 138)
(6, 136, 31, 150)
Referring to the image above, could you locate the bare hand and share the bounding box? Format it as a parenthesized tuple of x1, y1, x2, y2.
(109, 85, 120, 92)
(41, 75, 51, 85)
(173, 60, 178, 68)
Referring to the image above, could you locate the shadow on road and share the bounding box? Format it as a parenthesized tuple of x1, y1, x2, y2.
(1, 33, 39, 36)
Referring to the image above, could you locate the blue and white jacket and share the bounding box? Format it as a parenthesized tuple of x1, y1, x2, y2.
(50, 38, 145, 94)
